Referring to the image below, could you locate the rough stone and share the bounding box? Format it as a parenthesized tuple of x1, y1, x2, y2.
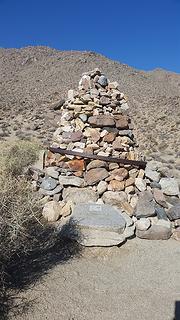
(45, 167, 59, 179)
(135, 178, 146, 192)
(59, 176, 84, 187)
(136, 224, 172, 240)
(135, 191, 155, 218)
(99, 96, 110, 105)
(145, 168, 160, 182)
(160, 178, 179, 196)
(98, 75, 108, 87)
(42, 201, 62, 222)
(153, 188, 168, 208)
(97, 180, 108, 195)
(102, 191, 127, 208)
(39, 184, 63, 196)
(84, 168, 109, 185)
(166, 205, 180, 221)
(67, 159, 85, 172)
(67, 203, 126, 246)
(40, 177, 58, 191)
(110, 168, 129, 181)
(88, 115, 115, 127)
(135, 218, 151, 231)
(86, 160, 107, 171)
(62, 187, 98, 204)
(155, 206, 168, 220)
(108, 180, 125, 191)
(61, 201, 73, 217)
(172, 227, 180, 241)
(115, 115, 129, 129)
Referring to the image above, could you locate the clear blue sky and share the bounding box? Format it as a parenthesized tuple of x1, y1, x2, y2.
(0, 0, 180, 73)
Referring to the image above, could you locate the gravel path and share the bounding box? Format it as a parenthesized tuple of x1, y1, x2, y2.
(13, 238, 180, 320)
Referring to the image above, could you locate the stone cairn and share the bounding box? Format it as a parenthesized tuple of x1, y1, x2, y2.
(32, 69, 180, 246)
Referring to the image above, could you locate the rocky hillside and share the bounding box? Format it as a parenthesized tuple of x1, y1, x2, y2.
(0, 46, 180, 171)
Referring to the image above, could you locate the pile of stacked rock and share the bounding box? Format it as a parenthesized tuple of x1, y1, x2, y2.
(32, 69, 180, 245)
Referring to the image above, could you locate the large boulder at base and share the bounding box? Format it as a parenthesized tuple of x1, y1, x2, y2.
(64, 203, 127, 246)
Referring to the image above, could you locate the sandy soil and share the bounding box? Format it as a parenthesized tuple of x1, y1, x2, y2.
(12, 238, 180, 320)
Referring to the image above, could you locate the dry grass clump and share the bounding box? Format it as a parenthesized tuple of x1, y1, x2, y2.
(0, 140, 41, 317)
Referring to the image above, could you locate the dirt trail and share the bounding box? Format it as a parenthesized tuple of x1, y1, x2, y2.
(12, 238, 180, 320)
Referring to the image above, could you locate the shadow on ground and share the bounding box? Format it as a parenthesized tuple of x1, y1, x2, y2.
(0, 222, 83, 319)
(173, 301, 180, 320)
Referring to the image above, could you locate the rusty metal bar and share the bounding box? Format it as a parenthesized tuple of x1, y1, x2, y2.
(49, 147, 147, 168)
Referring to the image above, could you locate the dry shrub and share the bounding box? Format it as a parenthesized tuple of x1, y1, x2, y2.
(0, 140, 41, 317)
(0, 140, 81, 319)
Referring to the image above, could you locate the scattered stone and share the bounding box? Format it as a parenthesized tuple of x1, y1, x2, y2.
(67, 159, 85, 172)
(52, 99, 65, 110)
(121, 201, 134, 216)
(42, 201, 62, 222)
(115, 115, 129, 129)
(160, 178, 179, 196)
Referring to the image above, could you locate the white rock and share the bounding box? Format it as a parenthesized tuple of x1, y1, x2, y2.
(42, 201, 62, 222)
(135, 218, 151, 231)
(160, 178, 179, 196)
(145, 168, 160, 182)
(97, 181, 108, 195)
(135, 178, 146, 192)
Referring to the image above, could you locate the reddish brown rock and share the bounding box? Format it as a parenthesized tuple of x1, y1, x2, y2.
(88, 115, 115, 127)
(84, 168, 109, 185)
(109, 180, 125, 191)
(110, 168, 129, 181)
(114, 115, 129, 129)
(153, 188, 168, 208)
(103, 132, 116, 143)
(67, 159, 85, 172)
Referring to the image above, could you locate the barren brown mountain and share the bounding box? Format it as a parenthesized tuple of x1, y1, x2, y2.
(0, 46, 180, 173)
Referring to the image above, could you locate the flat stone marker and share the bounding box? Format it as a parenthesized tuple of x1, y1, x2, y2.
(66, 203, 126, 247)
